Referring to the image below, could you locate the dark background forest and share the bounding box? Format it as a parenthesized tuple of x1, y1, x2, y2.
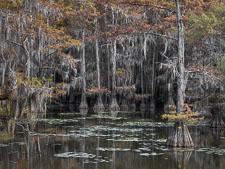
(0, 0, 225, 121)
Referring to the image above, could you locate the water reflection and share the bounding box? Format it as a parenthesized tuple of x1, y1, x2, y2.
(0, 111, 225, 169)
(172, 150, 192, 169)
(80, 109, 88, 118)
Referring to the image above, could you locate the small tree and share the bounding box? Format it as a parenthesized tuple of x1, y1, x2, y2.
(163, 0, 197, 148)
(162, 104, 202, 147)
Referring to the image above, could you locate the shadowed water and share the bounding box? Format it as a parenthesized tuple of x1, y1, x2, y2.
(0, 111, 225, 169)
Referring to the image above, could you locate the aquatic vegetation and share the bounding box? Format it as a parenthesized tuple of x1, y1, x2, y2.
(96, 147, 131, 152)
(92, 125, 143, 133)
(155, 139, 167, 143)
(0, 144, 9, 147)
(54, 152, 96, 158)
(140, 152, 164, 156)
(120, 121, 174, 127)
(195, 148, 225, 156)
(87, 114, 125, 120)
(58, 112, 82, 116)
(107, 137, 140, 142)
(34, 118, 79, 125)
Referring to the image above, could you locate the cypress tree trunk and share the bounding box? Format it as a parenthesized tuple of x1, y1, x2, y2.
(175, 0, 185, 114)
(164, 82, 175, 113)
(166, 0, 194, 148)
(150, 46, 156, 114)
(93, 38, 104, 111)
(140, 61, 146, 111)
(108, 40, 119, 111)
(166, 121, 194, 147)
(120, 94, 129, 111)
(79, 31, 88, 110)
(210, 104, 225, 128)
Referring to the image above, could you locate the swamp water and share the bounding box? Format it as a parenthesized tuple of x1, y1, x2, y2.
(0, 111, 225, 169)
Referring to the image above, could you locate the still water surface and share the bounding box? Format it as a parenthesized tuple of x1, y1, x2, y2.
(0, 111, 225, 169)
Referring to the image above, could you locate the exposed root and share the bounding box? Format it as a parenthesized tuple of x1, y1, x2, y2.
(166, 121, 194, 147)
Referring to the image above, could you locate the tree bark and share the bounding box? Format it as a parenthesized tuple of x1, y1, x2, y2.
(109, 40, 119, 111)
(175, 0, 185, 114)
(93, 35, 104, 110)
(150, 46, 156, 114)
(166, 121, 194, 147)
(79, 31, 88, 110)
(166, 0, 194, 148)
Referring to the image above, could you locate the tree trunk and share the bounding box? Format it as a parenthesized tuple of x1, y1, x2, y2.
(93, 39, 105, 111)
(166, 121, 194, 147)
(164, 82, 175, 113)
(79, 31, 88, 110)
(140, 61, 146, 111)
(108, 40, 119, 111)
(120, 94, 129, 111)
(166, 0, 194, 148)
(210, 104, 225, 128)
(150, 46, 156, 114)
(210, 114, 225, 128)
(175, 0, 186, 114)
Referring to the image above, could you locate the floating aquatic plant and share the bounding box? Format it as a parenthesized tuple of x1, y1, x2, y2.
(54, 152, 96, 158)
(0, 144, 9, 148)
(140, 152, 164, 156)
(34, 118, 78, 125)
(96, 147, 130, 151)
(107, 137, 140, 142)
(195, 147, 225, 156)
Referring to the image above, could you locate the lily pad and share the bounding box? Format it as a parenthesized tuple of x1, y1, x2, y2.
(0, 144, 9, 148)
(107, 137, 140, 142)
(96, 147, 130, 152)
(34, 118, 78, 125)
(140, 152, 164, 156)
(54, 152, 96, 158)
(155, 139, 167, 143)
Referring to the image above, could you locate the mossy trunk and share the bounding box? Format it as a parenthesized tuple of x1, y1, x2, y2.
(175, 0, 186, 114)
(109, 40, 119, 111)
(93, 38, 105, 111)
(150, 46, 156, 115)
(79, 31, 88, 110)
(164, 83, 175, 113)
(166, 121, 194, 147)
